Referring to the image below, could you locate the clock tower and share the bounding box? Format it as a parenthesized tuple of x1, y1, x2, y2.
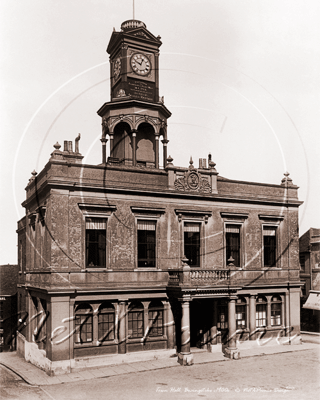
(97, 20, 171, 168)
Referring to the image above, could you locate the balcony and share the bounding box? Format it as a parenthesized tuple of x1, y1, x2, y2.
(168, 267, 230, 287)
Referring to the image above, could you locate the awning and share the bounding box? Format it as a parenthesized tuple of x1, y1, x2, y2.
(303, 291, 320, 311)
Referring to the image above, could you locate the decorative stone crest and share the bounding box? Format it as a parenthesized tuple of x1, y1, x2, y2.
(174, 158, 211, 193)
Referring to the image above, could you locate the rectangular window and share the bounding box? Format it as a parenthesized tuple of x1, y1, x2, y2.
(86, 218, 106, 268)
(184, 223, 200, 267)
(226, 225, 240, 267)
(263, 226, 277, 267)
(138, 220, 156, 268)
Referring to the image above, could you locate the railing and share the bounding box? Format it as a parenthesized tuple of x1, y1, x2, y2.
(168, 268, 230, 286)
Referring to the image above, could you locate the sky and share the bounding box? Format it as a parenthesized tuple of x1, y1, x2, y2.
(1, 0, 319, 265)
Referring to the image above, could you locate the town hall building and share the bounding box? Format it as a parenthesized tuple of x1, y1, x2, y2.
(17, 19, 302, 375)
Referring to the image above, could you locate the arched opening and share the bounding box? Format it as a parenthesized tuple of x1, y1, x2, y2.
(112, 122, 132, 163)
(136, 122, 156, 167)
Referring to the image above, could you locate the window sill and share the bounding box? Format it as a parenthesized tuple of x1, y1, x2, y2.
(74, 339, 117, 348)
(81, 268, 113, 272)
(134, 268, 161, 271)
(127, 336, 167, 343)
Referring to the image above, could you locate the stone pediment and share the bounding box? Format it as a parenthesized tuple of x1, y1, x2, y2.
(124, 26, 161, 44)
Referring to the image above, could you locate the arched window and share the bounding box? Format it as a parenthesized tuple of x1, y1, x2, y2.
(236, 297, 247, 329)
(256, 296, 267, 327)
(98, 303, 115, 342)
(148, 301, 164, 337)
(128, 302, 144, 338)
(271, 296, 282, 326)
(75, 303, 93, 344)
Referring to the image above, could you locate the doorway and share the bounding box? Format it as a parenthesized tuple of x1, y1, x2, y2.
(190, 299, 213, 348)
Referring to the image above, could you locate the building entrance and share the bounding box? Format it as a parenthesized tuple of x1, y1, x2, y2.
(190, 299, 213, 348)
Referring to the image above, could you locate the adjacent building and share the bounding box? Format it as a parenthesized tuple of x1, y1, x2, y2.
(0, 264, 18, 352)
(300, 228, 320, 331)
(17, 19, 303, 375)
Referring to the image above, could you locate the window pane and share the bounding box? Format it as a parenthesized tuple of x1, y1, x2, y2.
(184, 230, 200, 267)
(236, 304, 246, 329)
(264, 235, 276, 267)
(138, 228, 156, 268)
(75, 305, 93, 344)
(86, 229, 106, 268)
(256, 303, 267, 327)
(271, 302, 281, 326)
(148, 302, 164, 337)
(226, 225, 240, 267)
(98, 305, 115, 341)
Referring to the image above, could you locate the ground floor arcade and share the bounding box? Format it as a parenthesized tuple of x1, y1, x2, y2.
(17, 285, 301, 374)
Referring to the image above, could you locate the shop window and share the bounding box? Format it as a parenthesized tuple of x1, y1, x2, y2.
(256, 296, 267, 327)
(86, 218, 106, 268)
(226, 225, 240, 267)
(98, 303, 115, 342)
(263, 226, 277, 268)
(148, 301, 164, 337)
(236, 298, 247, 329)
(271, 296, 282, 326)
(128, 302, 144, 338)
(75, 304, 93, 344)
(138, 220, 156, 268)
(217, 300, 228, 329)
(184, 222, 200, 267)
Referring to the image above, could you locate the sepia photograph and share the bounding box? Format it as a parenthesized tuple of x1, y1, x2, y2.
(0, 1, 319, 399)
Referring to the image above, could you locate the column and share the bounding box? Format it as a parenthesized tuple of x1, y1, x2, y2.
(225, 295, 240, 359)
(209, 299, 218, 350)
(100, 137, 108, 164)
(155, 135, 159, 168)
(118, 301, 127, 354)
(266, 296, 272, 327)
(161, 138, 169, 167)
(285, 290, 290, 338)
(109, 133, 114, 158)
(132, 131, 137, 166)
(249, 294, 256, 341)
(165, 302, 175, 349)
(178, 299, 193, 366)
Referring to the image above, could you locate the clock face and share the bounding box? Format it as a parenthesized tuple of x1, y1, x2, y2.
(113, 57, 121, 80)
(130, 53, 151, 76)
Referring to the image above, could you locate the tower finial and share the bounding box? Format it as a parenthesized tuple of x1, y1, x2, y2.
(133, 0, 135, 20)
